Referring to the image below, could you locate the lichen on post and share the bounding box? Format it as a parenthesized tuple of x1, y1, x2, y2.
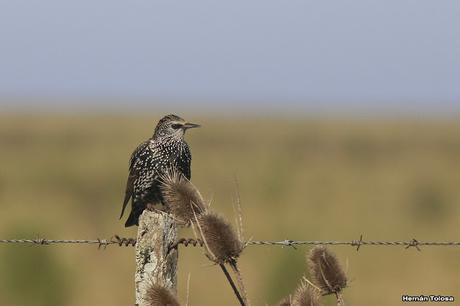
(135, 210, 178, 306)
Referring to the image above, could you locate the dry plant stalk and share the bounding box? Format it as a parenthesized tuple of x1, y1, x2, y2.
(219, 263, 247, 306)
(145, 283, 181, 306)
(229, 261, 249, 306)
(336, 293, 345, 306)
(308, 246, 347, 300)
(277, 296, 292, 306)
(160, 170, 207, 225)
(232, 177, 245, 243)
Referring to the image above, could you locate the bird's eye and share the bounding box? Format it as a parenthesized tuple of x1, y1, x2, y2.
(171, 124, 182, 129)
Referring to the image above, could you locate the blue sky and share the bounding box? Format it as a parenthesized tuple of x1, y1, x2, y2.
(0, 1, 459, 113)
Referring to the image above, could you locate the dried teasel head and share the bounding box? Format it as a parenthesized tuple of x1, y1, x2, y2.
(145, 284, 181, 306)
(307, 246, 347, 295)
(292, 282, 323, 306)
(197, 212, 243, 264)
(160, 170, 207, 225)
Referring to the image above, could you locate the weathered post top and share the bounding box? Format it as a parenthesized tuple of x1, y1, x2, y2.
(135, 210, 178, 306)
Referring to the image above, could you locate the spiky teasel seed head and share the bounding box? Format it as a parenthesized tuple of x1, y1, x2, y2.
(307, 246, 347, 295)
(160, 170, 207, 225)
(197, 212, 243, 264)
(145, 284, 180, 306)
(292, 282, 322, 306)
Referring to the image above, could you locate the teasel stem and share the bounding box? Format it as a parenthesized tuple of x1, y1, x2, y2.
(219, 263, 246, 306)
(336, 292, 345, 306)
(229, 260, 249, 305)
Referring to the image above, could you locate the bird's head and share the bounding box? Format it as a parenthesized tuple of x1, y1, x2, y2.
(153, 114, 200, 140)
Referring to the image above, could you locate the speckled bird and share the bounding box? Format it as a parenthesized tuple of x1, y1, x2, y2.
(120, 114, 200, 227)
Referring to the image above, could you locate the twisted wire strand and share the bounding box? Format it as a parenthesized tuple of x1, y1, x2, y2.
(246, 238, 460, 251)
(0, 235, 136, 249)
(1, 235, 460, 251)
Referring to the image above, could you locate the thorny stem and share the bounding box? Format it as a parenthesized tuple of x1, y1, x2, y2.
(336, 292, 345, 306)
(230, 261, 249, 305)
(219, 263, 246, 306)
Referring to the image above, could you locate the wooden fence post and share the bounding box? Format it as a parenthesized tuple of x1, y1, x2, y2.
(135, 210, 178, 306)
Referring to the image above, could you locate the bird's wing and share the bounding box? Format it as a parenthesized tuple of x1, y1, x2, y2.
(178, 145, 192, 180)
(181, 144, 192, 180)
(119, 140, 149, 219)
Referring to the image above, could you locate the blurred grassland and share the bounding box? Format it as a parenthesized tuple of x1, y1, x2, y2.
(0, 114, 459, 306)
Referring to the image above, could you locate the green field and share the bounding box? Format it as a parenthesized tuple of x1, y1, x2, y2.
(1, 114, 459, 306)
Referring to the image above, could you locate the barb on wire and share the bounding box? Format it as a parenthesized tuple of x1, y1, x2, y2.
(353, 234, 363, 251)
(1, 235, 460, 251)
(405, 238, 421, 251)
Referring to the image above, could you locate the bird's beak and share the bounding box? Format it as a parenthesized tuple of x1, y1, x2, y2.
(183, 122, 201, 129)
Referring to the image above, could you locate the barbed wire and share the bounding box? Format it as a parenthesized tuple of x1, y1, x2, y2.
(0, 235, 136, 249)
(1, 235, 460, 251)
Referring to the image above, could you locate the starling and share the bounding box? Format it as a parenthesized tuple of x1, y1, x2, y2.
(120, 114, 200, 227)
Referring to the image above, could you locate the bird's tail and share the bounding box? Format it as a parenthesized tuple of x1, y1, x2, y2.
(124, 208, 141, 227)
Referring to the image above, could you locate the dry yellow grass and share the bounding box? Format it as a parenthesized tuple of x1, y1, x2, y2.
(0, 114, 459, 306)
